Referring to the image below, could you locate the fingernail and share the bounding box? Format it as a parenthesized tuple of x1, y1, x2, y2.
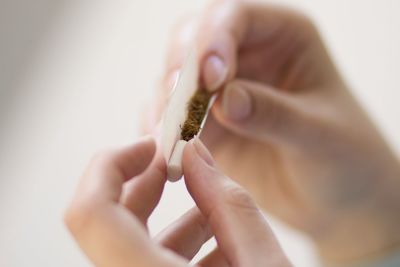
(223, 84, 252, 121)
(203, 54, 227, 92)
(192, 137, 214, 166)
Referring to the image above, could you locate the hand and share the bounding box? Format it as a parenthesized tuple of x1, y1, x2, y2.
(64, 136, 292, 267)
(146, 0, 400, 264)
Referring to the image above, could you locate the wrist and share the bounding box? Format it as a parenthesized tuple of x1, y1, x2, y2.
(316, 211, 400, 265)
(324, 250, 400, 267)
(312, 179, 400, 265)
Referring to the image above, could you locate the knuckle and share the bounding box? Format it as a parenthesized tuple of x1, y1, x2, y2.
(249, 90, 300, 137)
(64, 203, 84, 235)
(63, 198, 101, 236)
(221, 184, 257, 212)
(64, 149, 118, 237)
(91, 149, 115, 163)
(296, 12, 317, 31)
(231, 80, 293, 137)
(89, 149, 118, 170)
(286, 9, 319, 39)
(256, 96, 287, 131)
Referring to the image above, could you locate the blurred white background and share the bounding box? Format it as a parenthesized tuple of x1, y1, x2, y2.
(0, 0, 399, 266)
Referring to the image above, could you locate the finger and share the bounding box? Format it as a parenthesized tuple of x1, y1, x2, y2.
(196, 0, 293, 91)
(212, 78, 334, 149)
(155, 207, 212, 260)
(121, 144, 167, 224)
(196, 248, 229, 267)
(64, 137, 186, 266)
(71, 136, 156, 204)
(182, 138, 291, 266)
(196, 0, 336, 91)
(140, 102, 164, 136)
(196, 0, 248, 91)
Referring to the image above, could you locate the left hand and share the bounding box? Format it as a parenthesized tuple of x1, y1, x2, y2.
(64, 136, 291, 267)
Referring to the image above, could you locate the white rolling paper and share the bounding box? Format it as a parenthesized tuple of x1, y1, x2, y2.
(160, 50, 199, 181)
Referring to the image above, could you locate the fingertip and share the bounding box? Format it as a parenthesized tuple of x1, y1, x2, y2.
(182, 139, 199, 174)
(152, 138, 168, 174)
(202, 54, 228, 92)
(197, 11, 240, 92)
(182, 138, 215, 174)
(117, 135, 157, 178)
(182, 139, 223, 210)
(182, 139, 208, 184)
(139, 135, 157, 157)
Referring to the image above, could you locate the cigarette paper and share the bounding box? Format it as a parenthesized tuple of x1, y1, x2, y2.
(167, 140, 188, 181)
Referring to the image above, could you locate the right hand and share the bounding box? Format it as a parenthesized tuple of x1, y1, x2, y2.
(145, 0, 400, 264)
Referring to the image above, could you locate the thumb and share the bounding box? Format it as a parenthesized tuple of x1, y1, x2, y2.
(213, 79, 328, 148)
(182, 138, 291, 266)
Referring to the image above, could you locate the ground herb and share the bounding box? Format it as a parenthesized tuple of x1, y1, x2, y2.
(180, 89, 212, 141)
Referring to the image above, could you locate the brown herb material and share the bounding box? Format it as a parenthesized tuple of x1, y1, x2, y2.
(180, 89, 212, 141)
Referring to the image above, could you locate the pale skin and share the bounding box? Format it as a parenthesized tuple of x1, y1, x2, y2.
(143, 0, 400, 265)
(64, 136, 292, 267)
(65, 0, 400, 266)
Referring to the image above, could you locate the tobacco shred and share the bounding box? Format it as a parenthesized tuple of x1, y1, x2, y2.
(180, 89, 212, 141)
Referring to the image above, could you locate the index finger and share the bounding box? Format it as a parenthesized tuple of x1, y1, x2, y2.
(64, 137, 177, 266)
(183, 138, 292, 266)
(74, 136, 156, 205)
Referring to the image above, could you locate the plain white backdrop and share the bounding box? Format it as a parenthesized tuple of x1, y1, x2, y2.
(0, 0, 399, 266)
